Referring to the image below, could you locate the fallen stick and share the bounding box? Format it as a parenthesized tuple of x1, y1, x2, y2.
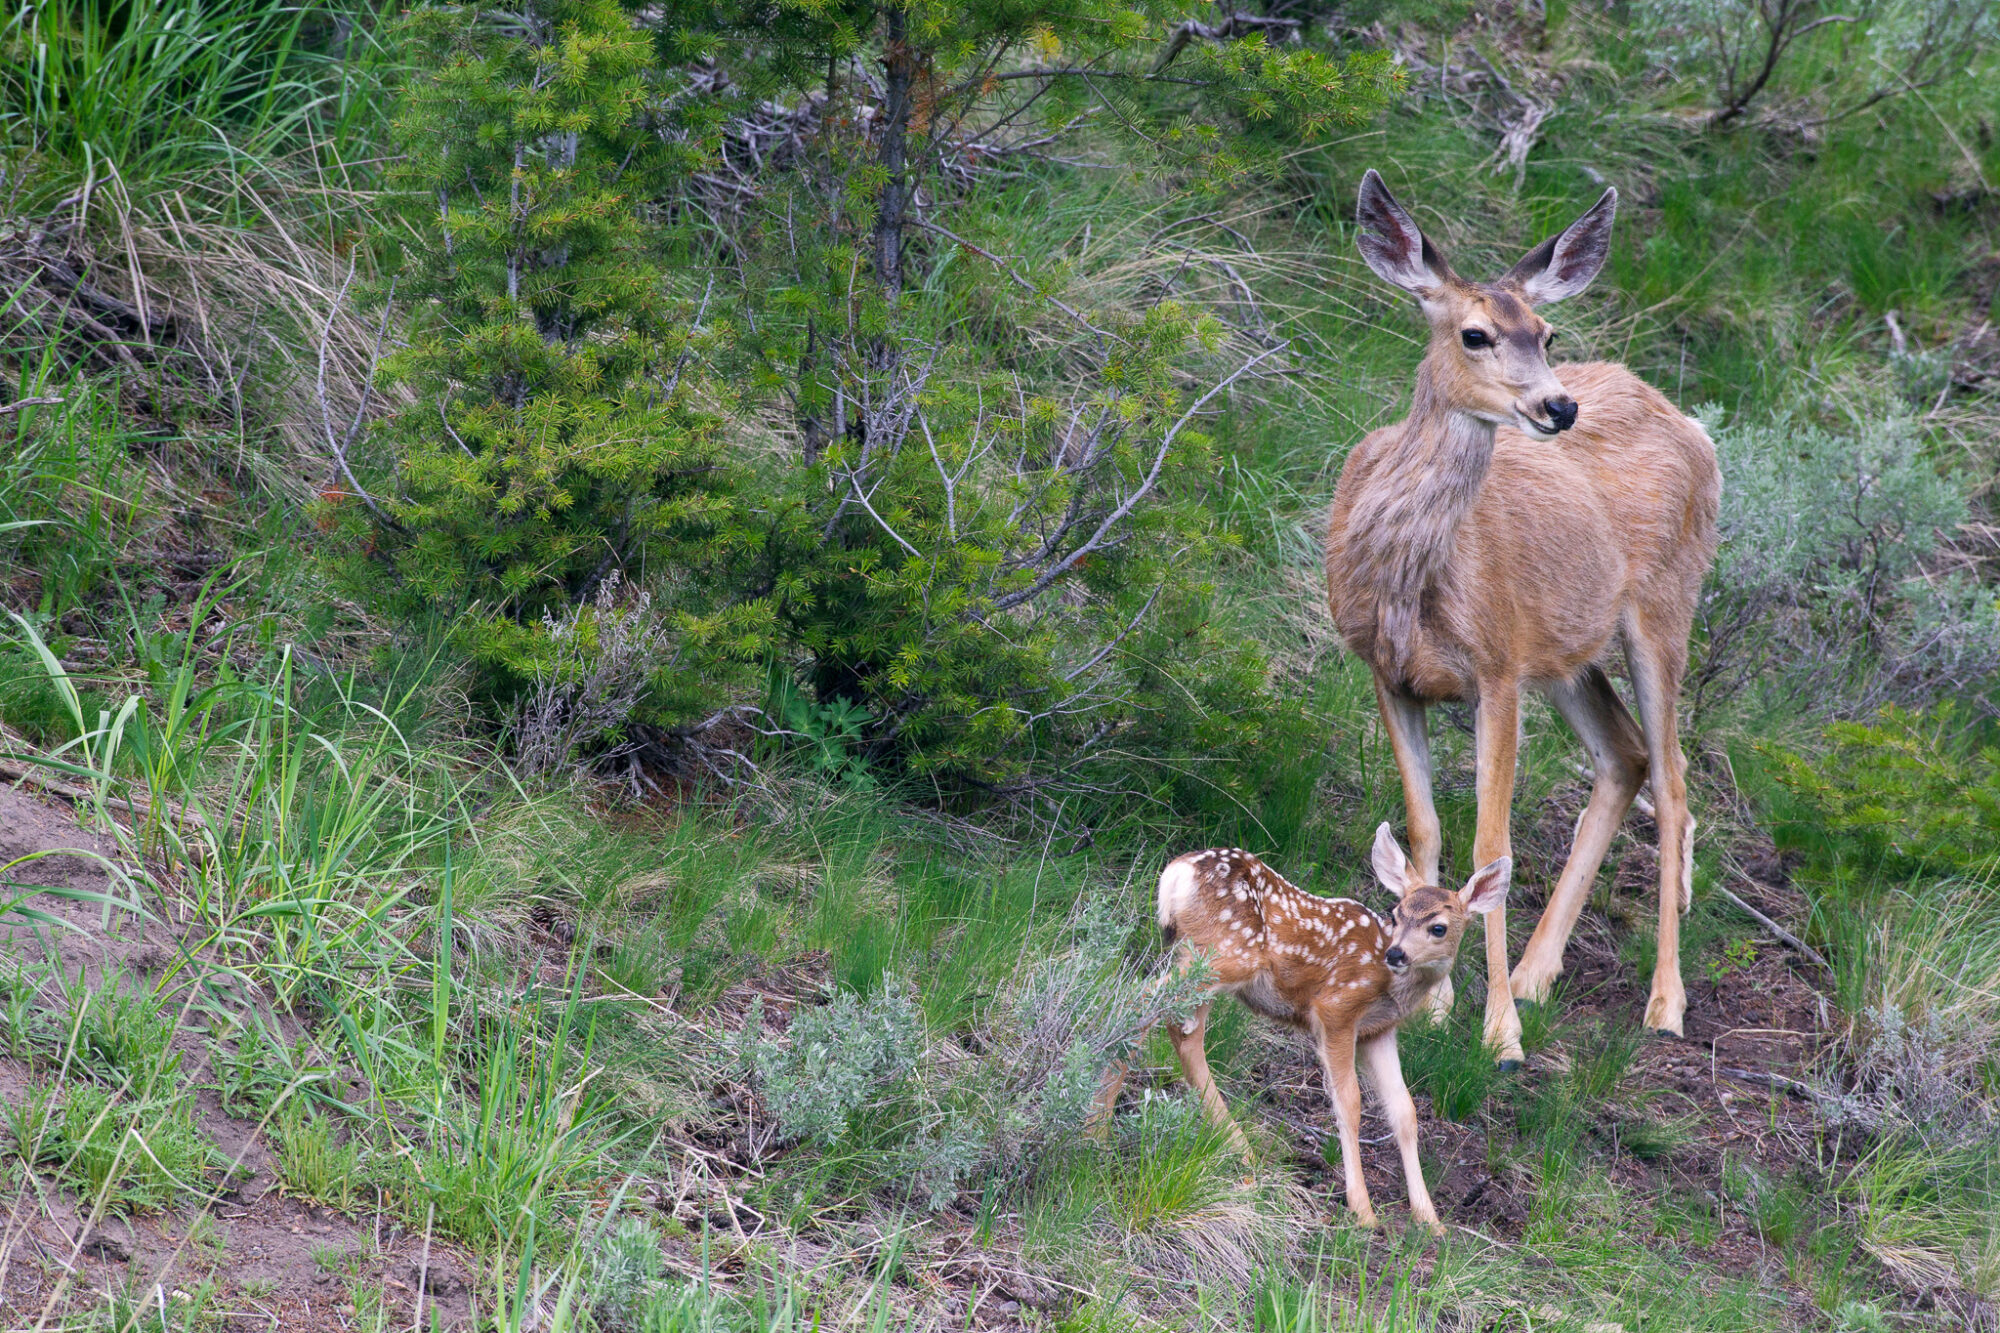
(1718, 1065, 1845, 1111)
(1715, 880, 1835, 976)
(0, 396, 63, 417)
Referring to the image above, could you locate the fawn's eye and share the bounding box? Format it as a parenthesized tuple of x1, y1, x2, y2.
(1461, 329, 1491, 350)
(1429, 922, 1448, 938)
(1544, 330, 1558, 349)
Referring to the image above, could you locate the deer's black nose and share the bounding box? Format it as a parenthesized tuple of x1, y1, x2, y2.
(1545, 395, 1578, 431)
(1384, 946, 1407, 969)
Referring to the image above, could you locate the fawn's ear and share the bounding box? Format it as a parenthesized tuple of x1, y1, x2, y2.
(1371, 822, 1414, 897)
(1461, 857, 1512, 916)
(1357, 169, 1456, 300)
(1506, 188, 1617, 305)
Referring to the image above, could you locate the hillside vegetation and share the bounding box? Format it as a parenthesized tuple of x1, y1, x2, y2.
(1, 0, 1997, 1328)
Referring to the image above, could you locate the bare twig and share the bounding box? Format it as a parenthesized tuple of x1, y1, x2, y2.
(317, 261, 402, 530)
(0, 396, 63, 418)
(981, 342, 1285, 617)
(1716, 879, 1835, 975)
(1718, 1065, 1842, 1108)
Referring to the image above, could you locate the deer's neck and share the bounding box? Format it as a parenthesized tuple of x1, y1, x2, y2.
(1348, 365, 1496, 672)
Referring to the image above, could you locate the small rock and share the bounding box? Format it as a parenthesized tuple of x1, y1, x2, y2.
(81, 1233, 130, 1264)
(406, 1264, 466, 1298)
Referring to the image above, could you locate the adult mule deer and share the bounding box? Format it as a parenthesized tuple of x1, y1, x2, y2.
(1091, 831, 1509, 1231)
(1325, 171, 1720, 1065)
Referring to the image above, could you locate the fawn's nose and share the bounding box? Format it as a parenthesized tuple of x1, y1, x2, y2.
(1384, 946, 1408, 970)
(1545, 395, 1578, 431)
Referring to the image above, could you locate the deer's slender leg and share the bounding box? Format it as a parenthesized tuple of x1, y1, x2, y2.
(1512, 668, 1648, 1004)
(1375, 677, 1441, 881)
(1313, 1007, 1373, 1227)
(1166, 1003, 1250, 1155)
(1359, 1028, 1438, 1232)
(1472, 678, 1525, 1065)
(1375, 677, 1453, 1018)
(1628, 635, 1692, 1036)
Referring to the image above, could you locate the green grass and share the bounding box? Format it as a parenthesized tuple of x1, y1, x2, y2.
(271, 1105, 365, 1212)
(38, 1084, 227, 1213)
(1396, 1000, 1503, 1122)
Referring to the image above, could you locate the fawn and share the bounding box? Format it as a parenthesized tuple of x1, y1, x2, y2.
(1092, 826, 1508, 1231)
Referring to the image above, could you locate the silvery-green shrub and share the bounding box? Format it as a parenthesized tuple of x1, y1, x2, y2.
(590, 1218, 666, 1331)
(736, 981, 923, 1146)
(736, 894, 1212, 1212)
(1691, 407, 1997, 718)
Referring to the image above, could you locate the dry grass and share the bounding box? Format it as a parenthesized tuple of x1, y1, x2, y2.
(2, 151, 394, 489)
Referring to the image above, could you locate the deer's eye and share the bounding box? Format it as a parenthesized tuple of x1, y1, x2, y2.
(1544, 330, 1558, 349)
(1429, 922, 1448, 938)
(1461, 329, 1491, 349)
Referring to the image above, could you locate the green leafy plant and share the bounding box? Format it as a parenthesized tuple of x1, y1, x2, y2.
(1766, 704, 2000, 877)
(343, 0, 768, 720)
(1705, 936, 1760, 983)
(38, 1086, 227, 1213)
(781, 695, 875, 789)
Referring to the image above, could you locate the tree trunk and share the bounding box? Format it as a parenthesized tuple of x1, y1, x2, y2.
(871, 5, 915, 297)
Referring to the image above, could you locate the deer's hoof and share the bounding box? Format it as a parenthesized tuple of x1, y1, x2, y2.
(1495, 1057, 1524, 1072)
(1643, 992, 1686, 1037)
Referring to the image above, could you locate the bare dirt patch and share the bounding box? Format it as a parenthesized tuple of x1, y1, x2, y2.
(0, 782, 476, 1330)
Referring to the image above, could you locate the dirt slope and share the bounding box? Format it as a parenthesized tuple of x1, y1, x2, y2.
(0, 782, 476, 1331)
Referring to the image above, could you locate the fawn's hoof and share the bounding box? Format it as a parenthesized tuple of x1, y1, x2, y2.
(1495, 1057, 1524, 1073)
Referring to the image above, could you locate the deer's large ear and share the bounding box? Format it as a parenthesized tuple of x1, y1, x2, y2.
(1371, 821, 1414, 897)
(1357, 169, 1455, 299)
(1507, 188, 1617, 305)
(1461, 857, 1512, 916)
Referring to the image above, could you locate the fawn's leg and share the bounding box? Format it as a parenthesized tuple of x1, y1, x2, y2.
(1313, 1006, 1372, 1227)
(1166, 1003, 1250, 1156)
(1359, 1028, 1439, 1233)
(1088, 1022, 1150, 1141)
(1472, 679, 1525, 1066)
(1512, 667, 1648, 1004)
